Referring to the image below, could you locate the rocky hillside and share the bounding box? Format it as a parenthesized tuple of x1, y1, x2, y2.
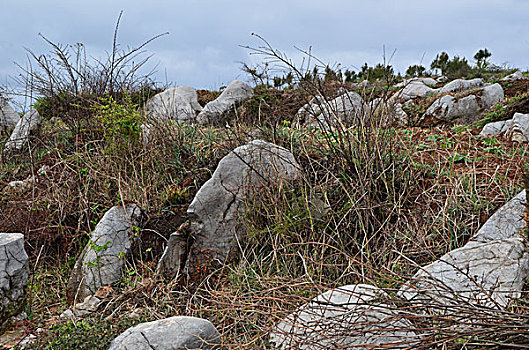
(1, 53, 529, 349)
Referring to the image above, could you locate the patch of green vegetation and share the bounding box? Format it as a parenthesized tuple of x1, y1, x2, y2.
(24, 317, 140, 350)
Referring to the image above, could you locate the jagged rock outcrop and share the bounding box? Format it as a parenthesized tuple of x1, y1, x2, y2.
(399, 190, 529, 309)
(502, 70, 527, 81)
(196, 80, 253, 125)
(4, 109, 41, 152)
(420, 83, 504, 125)
(0, 99, 19, 131)
(480, 113, 529, 142)
(185, 140, 300, 276)
(399, 238, 529, 308)
(66, 204, 142, 303)
(108, 316, 221, 350)
(270, 284, 418, 349)
(0, 233, 29, 327)
(143, 86, 202, 122)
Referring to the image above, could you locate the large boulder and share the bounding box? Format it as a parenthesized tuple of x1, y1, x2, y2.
(66, 204, 142, 303)
(185, 140, 300, 276)
(0, 233, 29, 328)
(4, 109, 41, 152)
(270, 284, 418, 349)
(438, 78, 484, 94)
(421, 95, 481, 125)
(108, 316, 221, 350)
(480, 113, 529, 142)
(0, 99, 19, 131)
(399, 238, 529, 308)
(143, 86, 202, 122)
(196, 80, 253, 125)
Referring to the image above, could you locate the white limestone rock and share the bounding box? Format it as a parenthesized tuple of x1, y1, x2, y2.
(304, 91, 366, 130)
(270, 284, 418, 349)
(394, 77, 438, 88)
(156, 232, 187, 279)
(197, 80, 253, 124)
(4, 109, 41, 152)
(438, 78, 484, 94)
(108, 316, 221, 350)
(502, 70, 527, 81)
(481, 83, 504, 109)
(66, 204, 142, 303)
(185, 140, 300, 275)
(0, 233, 29, 326)
(399, 238, 529, 308)
(423, 94, 481, 124)
(143, 86, 202, 122)
(369, 98, 408, 126)
(0, 99, 19, 131)
(396, 81, 436, 100)
(472, 190, 526, 243)
(480, 113, 529, 142)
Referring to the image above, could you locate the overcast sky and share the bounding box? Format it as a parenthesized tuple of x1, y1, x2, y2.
(1, 0, 528, 95)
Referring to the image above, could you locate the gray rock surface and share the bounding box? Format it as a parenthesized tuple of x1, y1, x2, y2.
(303, 91, 366, 130)
(399, 238, 529, 308)
(0, 99, 19, 130)
(0, 233, 29, 327)
(108, 316, 221, 350)
(4, 109, 41, 152)
(270, 284, 418, 349)
(143, 86, 202, 122)
(438, 78, 484, 94)
(394, 77, 438, 88)
(396, 81, 436, 100)
(185, 140, 300, 275)
(66, 204, 142, 303)
(369, 98, 408, 126)
(156, 232, 187, 279)
(423, 94, 481, 124)
(480, 113, 529, 142)
(472, 190, 526, 243)
(197, 80, 253, 124)
(480, 83, 504, 109)
(502, 70, 527, 81)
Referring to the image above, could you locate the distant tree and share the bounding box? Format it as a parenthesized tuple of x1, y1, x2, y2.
(358, 63, 394, 82)
(474, 48, 492, 70)
(344, 69, 357, 82)
(444, 56, 472, 78)
(405, 64, 426, 77)
(430, 52, 449, 75)
(324, 65, 341, 82)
